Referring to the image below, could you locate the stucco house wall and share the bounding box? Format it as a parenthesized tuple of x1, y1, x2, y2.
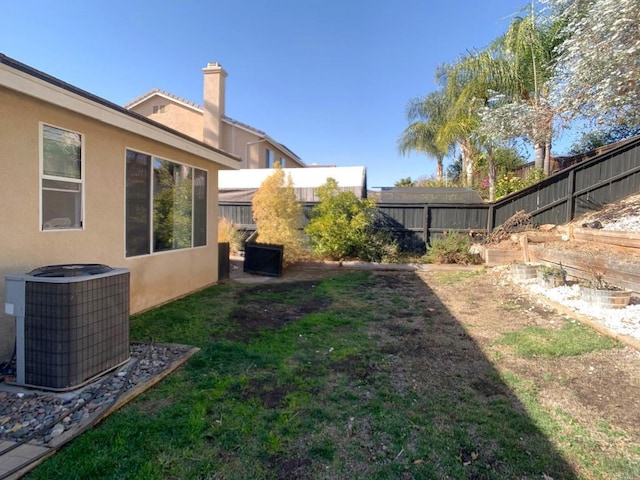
(0, 55, 240, 361)
(133, 96, 203, 140)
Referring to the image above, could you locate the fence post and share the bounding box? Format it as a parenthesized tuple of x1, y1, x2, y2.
(487, 203, 495, 235)
(566, 169, 576, 223)
(423, 205, 430, 247)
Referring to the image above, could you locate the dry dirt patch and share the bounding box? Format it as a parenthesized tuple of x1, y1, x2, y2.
(422, 269, 640, 441)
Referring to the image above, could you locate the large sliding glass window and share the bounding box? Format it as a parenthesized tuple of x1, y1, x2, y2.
(41, 124, 83, 230)
(125, 149, 207, 257)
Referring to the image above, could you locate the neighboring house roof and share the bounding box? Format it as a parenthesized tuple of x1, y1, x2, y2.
(0, 54, 241, 169)
(219, 166, 366, 190)
(219, 166, 367, 202)
(124, 88, 203, 112)
(378, 187, 484, 204)
(124, 88, 304, 165)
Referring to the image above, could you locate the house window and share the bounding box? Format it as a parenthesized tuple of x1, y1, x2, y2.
(152, 105, 165, 114)
(41, 124, 83, 230)
(125, 150, 152, 256)
(279, 157, 286, 168)
(125, 149, 207, 257)
(193, 169, 207, 247)
(266, 148, 274, 168)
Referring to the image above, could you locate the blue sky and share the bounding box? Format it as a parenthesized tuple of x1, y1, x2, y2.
(1, 1, 570, 189)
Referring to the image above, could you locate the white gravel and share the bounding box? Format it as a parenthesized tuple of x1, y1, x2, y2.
(525, 196, 640, 340)
(601, 215, 640, 232)
(517, 278, 640, 341)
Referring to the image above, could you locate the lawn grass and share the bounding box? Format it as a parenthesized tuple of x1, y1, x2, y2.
(26, 270, 637, 480)
(496, 320, 620, 357)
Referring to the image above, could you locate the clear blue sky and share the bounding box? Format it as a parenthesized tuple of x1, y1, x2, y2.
(2, 1, 570, 188)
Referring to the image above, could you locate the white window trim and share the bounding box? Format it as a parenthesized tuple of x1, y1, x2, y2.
(39, 122, 85, 231)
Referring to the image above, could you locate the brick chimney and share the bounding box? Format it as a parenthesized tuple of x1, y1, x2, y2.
(202, 62, 227, 148)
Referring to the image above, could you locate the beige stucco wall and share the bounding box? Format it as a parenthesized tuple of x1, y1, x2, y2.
(0, 87, 221, 360)
(129, 95, 305, 169)
(130, 98, 204, 141)
(223, 122, 305, 169)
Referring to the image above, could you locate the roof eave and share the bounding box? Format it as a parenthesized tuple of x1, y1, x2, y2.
(0, 54, 240, 169)
(125, 89, 204, 113)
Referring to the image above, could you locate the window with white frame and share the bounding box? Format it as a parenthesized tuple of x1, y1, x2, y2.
(41, 124, 83, 230)
(125, 149, 207, 257)
(279, 157, 286, 168)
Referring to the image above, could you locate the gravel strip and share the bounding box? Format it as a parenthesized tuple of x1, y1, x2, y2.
(511, 275, 640, 341)
(0, 343, 192, 446)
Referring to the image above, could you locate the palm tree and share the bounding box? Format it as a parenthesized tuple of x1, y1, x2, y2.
(454, 6, 562, 174)
(398, 90, 450, 182)
(435, 62, 485, 188)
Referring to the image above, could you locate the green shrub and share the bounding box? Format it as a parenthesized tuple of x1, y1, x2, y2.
(495, 168, 546, 200)
(495, 173, 525, 199)
(305, 178, 397, 262)
(524, 167, 545, 186)
(423, 231, 481, 264)
(251, 165, 307, 266)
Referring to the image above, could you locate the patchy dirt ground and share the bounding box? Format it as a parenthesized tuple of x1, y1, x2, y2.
(230, 265, 639, 477)
(421, 268, 640, 440)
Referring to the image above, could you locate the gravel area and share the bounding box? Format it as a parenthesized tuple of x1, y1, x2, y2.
(511, 275, 640, 341)
(0, 343, 192, 446)
(577, 193, 640, 232)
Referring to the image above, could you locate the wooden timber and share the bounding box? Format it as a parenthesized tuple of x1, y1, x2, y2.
(528, 245, 640, 294)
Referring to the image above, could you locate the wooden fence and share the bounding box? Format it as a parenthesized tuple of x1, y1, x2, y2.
(219, 136, 640, 253)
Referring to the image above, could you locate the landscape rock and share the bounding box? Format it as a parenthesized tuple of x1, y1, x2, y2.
(0, 343, 191, 446)
(49, 423, 64, 438)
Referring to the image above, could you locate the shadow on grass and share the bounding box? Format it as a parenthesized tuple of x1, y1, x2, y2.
(28, 269, 579, 480)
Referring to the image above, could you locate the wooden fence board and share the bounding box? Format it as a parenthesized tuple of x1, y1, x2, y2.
(219, 136, 640, 255)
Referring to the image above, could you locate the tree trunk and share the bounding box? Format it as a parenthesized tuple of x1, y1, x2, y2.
(534, 143, 544, 170)
(459, 140, 474, 187)
(436, 156, 443, 182)
(487, 151, 497, 202)
(543, 142, 552, 175)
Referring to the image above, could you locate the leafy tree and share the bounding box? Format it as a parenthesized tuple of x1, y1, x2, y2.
(251, 165, 306, 266)
(569, 125, 640, 155)
(413, 174, 449, 187)
(544, 0, 640, 127)
(453, 6, 563, 176)
(446, 156, 463, 185)
(473, 145, 525, 200)
(394, 177, 414, 187)
(305, 178, 396, 262)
